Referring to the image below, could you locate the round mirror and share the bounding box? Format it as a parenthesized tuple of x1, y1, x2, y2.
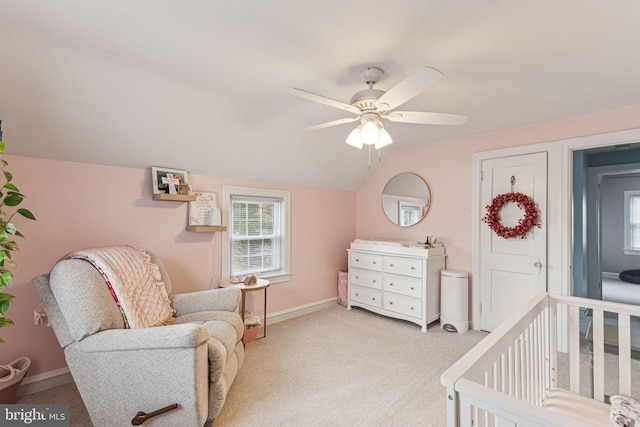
(382, 173, 431, 227)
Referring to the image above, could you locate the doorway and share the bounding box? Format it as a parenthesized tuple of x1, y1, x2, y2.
(572, 143, 640, 304)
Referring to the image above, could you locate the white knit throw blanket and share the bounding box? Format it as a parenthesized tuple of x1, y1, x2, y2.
(611, 395, 640, 427)
(68, 246, 175, 328)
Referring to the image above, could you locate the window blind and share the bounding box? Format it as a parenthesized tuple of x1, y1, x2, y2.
(230, 195, 282, 276)
(630, 194, 640, 250)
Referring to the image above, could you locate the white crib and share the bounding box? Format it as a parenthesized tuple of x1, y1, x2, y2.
(441, 292, 640, 427)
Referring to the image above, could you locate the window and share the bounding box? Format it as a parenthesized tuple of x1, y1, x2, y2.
(624, 190, 640, 255)
(222, 186, 291, 283)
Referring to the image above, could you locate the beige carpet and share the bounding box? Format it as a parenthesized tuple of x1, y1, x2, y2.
(19, 304, 487, 426)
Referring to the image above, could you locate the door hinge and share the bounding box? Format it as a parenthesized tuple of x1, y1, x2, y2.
(480, 171, 484, 182)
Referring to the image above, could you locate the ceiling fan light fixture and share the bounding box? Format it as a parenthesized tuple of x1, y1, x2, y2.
(345, 125, 364, 149)
(376, 127, 393, 149)
(360, 120, 379, 145)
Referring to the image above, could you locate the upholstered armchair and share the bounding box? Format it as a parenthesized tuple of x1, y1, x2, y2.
(32, 247, 244, 427)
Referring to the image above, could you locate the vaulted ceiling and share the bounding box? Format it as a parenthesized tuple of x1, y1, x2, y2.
(1, 1, 640, 190)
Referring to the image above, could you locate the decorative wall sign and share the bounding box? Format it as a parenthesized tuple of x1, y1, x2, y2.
(189, 191, 220, 226)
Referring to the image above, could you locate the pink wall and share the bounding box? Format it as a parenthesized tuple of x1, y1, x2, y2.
(3, 156, 356, 377)
(6, 103, 640, 381)
(356, 104, 640, 273)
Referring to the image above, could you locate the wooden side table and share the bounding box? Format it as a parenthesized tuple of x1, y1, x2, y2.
(220, 279, 270, 338)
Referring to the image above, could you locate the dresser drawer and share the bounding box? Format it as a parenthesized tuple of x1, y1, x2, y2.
(350, 286, 382, 308)
(350, 269, 382, 289)
(384, 294, 422, 319)
(350, 252, 383, 271)
(383, 275, 422, 298)
(384, 257, 423, 278)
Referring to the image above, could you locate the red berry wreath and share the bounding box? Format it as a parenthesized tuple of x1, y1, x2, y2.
(482, 192, 541, 239)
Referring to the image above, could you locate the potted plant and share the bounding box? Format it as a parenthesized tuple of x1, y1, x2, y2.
(0, 121, 36, 403)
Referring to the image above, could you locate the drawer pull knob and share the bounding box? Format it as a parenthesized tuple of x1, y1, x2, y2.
(411, 266, 415, 270)
(390, 283, 394, 286)
(372, 297, 376, 301)
(372, 261, 377, 264)
(411, 307, 414, 310)
(355, 276, 359, 279)
(390, 263, 394, 267)
(410, 287, 415, 290)
(389, 301, 393, 305)
(372, 280, 376, 283)
(356, 259, 360, 262)
(355, 293, 359, 296)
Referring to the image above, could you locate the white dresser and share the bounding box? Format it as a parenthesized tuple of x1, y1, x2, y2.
(347, 240, 445, 332)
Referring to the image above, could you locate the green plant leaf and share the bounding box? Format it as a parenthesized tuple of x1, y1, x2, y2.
(3, 183, 18, 192)
(0, 140, 5, 154)
(6, 191, 24, 198)
(0, 271, 11, 288)
(3, 257, 15, 269)
(5, 223, 16, 235)
(4, 194, 23, 206)
(17, 209, 35, 220)
(1, 241, 19, 251)
(0, 293, 14, 314)
(0, 316, 14, 328)
(3, 171, 12, 183)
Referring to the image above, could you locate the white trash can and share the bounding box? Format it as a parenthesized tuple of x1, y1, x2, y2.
(440, 270, 469, 333)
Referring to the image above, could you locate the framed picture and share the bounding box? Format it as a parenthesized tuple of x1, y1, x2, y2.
(176, 183, 190, 195)
(151, 167, 189, 195)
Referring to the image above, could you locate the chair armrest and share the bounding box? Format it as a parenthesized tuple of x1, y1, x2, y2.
(73, 323, 211, 352)
(171, 287, 241, 316)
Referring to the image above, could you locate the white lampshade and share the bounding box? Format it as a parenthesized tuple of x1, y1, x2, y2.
(345, 125, 364, 149)
(375, 127, 393, 149)
(360, 120, 379, 145)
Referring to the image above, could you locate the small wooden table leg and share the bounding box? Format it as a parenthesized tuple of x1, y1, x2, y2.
(263, 287, 267, 338)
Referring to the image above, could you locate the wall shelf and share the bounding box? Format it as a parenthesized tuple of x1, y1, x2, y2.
(153, 193, 197, 202)
(186, 225, 227, 233)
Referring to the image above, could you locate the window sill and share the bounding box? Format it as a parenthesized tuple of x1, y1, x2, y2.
(624, 249, 640, 256)
(258, 272, 293, 284)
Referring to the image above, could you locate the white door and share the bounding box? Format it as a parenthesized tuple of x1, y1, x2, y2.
(480, 152, 547, 331)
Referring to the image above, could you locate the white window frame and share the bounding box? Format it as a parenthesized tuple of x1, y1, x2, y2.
(222, 185, 292, 284)
(624, 190, 640, 255)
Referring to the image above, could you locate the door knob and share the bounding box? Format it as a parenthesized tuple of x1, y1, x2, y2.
(533, 259, 543, 274)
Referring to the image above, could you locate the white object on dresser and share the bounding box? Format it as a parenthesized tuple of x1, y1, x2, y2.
(347, 239, 445, 332)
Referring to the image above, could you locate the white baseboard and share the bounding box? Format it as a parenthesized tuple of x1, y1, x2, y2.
(19, 298, 340, 397)
(17, 367, 73, 398)
(267, 297, 339, 324)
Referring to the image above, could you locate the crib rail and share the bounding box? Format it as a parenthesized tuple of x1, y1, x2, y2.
(441, 292, 640, 427)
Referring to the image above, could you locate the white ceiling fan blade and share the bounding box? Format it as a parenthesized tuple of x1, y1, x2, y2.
(384, 111, 468, 125)
(301, 117, 359, 132)
(288, 88, 360, 114)
(375, 67, 443, 111)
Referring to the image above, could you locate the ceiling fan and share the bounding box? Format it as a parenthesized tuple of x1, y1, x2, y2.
(288, 66, 468, 150)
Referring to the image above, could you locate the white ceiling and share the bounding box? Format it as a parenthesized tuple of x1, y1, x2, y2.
(1, 1, 640, 191)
